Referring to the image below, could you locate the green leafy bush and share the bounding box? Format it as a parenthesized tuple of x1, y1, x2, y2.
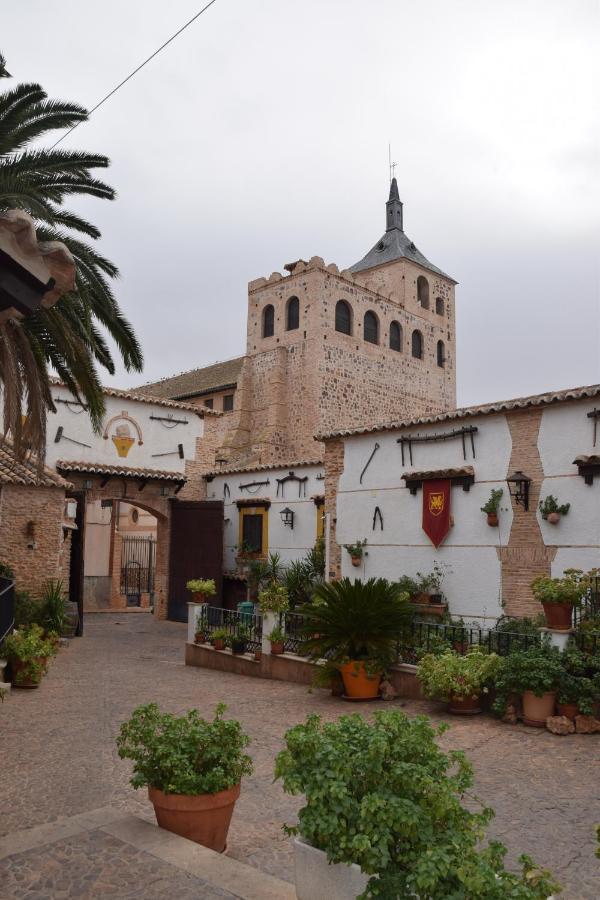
(493, 644, 564, 715)
(14, 590, 44, 628)
(299, 578, 411, 672)
(481, 487, 503, 514)
(531, 570, 588, 606)
(267, 625, 285, 643)
(258, 582, 289, 615)
(116, 702, 253, 795)
(186, 579, 216, 596)
(539, 495, 570, 519)
(418, 648, 501, 701)
(275, 710, 559, 899)
(3, 624, 55, 685)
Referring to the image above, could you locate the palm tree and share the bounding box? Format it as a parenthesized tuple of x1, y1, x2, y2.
(0, 51, 142, 458)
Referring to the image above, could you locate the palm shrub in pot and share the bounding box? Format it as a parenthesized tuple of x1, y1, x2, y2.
(417, 647, 501, 714)
(275, 710, 559, 900)
(531, 569, 587, 630)
(117, 702, 253, 851)
(298, 578, 411, 700)
(493, 643, 564, 727)
(4, 624, 56, 688)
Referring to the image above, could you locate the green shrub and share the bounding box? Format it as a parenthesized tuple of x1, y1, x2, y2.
(493, 644, 564, 715)
(275, 710, 559, 898)
(481, 487, 503, 514)
(116, 702, 253, 795)
(14, 590, 44, 628)
(40, 580, 68, 633)
(186, 579, 216, 596)
(267, 625, 285, 643)
(258, 582, 289, 615)
(3, 624, 55, 685)
(417, 647, 501, 701)
(531, 570, 588, 606)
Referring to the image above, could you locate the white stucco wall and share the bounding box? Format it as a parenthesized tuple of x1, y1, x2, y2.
(83, 499, 112, 577)
(206, 464, 324, 570)
(44, 385, 204, 474)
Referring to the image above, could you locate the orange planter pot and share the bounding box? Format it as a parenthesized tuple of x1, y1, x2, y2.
(541, 602, 573, 631)
(522, 691, 555, 727)
(557, 702, 580, 719)
(149, 784, 240, 852)
(448, 695, 481, 715)
(270, 641, 284, 655)
(339, 661, 381, 699)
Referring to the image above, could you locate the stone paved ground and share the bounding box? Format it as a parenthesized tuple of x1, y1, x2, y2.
(1, 613, 599, 898)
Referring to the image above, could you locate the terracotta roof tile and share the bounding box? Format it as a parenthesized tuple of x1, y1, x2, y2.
(49, 378, 219, 415)
(203, 457, 323, 478)
(134, 356, 244, 401)
(56, 460, 187, 482)
(0, 439, 71, 488)
(316, 384, 600, 441)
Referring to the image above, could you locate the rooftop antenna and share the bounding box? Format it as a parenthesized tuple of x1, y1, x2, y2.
(388, 143, 397, 185)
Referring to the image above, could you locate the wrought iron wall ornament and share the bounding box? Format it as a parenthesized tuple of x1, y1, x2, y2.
(53, 426, 91, 449)
(372, 506, 384, 531)
(239, 479, 270, 493)
(397, 426, 478, 467)
(149, 414, 189, 427)
(223, 483, 230, 500)
(360, 442, 380, 484)
(152, 444, 184, 459)
(587, 408, 600, 446)
(53, 395, 87, 413)
(276, 471, 308, 498)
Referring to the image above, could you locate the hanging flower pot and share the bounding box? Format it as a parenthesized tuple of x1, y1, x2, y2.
(351, 556, 362, 567)
(486, 512, 498, 527)
(546, 512, 560, 525)
(343, 540, 367, 569)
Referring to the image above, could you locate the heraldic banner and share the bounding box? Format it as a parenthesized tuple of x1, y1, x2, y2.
(422, 479, 452, 548)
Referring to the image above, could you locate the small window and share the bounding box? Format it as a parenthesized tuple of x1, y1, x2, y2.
(412, 329, 423, 359)
(204, 398, 214, 409)
(435, 296, 445, 315)
(223, 394, 234, 411)
(286, 296, 299, 331)
(363, 310, 379, 344)
(242, 514, 263, 554)
(262, 304, 274, 337)
(389, 320, 402, 351)
(335, 299, 352, 335)
(417, 276, 429, 309)
(437, 340, 445, 368)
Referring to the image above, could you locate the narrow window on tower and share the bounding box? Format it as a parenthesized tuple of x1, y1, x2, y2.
(412, 329, 424, 359)
(437, 340, 445, 368)
(363, 310, 379, 344)
(389, 320, 402, 351)
(435, 296, 445, 315)
(417, 276, 429, 309)
(262, 304, 274, 337)
(286, 296, 300, 331)
(335, 299, 352, 335)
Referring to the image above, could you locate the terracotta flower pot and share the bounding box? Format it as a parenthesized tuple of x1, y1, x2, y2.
(10, 658, 41, 689)
(194, 632, 205, 644)
(148, 783, 240, 852)
(486, 512, 498, 527)
(522, 690, 555, 727)
(448, 695, 481, 715)
(191, 592, 209, 604)
(557, 702, 580, 719)
(213, 638, 226, 651)
(541, 602, 573, 630)
(546, 512, 560, 525)
(270, 640, 284, 655)
(339, 661, 381, 700)
(254, 649, 262, 662)
(351, 556, 362, 567)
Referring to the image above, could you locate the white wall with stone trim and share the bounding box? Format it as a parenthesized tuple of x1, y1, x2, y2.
(207, 464, 324, 570)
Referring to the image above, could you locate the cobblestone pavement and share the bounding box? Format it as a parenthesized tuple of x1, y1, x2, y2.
(2, 614, 599, 898)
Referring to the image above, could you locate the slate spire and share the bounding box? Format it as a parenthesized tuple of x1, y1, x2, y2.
(386, 177, 403, 232)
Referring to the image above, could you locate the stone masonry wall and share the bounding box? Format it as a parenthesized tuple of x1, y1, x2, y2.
(323, 438, 344, 579)
(0, 484, 68, 599)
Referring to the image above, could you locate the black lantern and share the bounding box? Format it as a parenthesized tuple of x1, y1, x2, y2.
(506, 471, 531, 511)
(280, 506, 294, 529)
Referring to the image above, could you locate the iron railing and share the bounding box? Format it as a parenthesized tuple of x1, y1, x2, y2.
(120, 536, 156, 604)
(0, 576, 15, 647)
(199, 606, 262, 653)
(396, 619, 540, 665)
(281, 611, 308, 655)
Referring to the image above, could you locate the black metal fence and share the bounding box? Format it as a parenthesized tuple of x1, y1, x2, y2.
(0, 576, 15, 647)
(120, 536, 156, 605)
(198, 606, 262, 653)
(281, 611, 307, 654)
(396, 619, 540, 665)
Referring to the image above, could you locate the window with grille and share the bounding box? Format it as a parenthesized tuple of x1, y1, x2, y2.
(242, 513, 263, 553)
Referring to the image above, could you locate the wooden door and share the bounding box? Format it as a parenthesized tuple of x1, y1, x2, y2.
(168, 500, 223, 622)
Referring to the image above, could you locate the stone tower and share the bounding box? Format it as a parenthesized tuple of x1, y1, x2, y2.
(208, 180, 458, 468)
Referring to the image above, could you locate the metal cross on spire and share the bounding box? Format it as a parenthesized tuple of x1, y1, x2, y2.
(388, 144, 397, 184)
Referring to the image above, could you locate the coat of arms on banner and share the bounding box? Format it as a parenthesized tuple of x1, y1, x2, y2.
(429, 492, 445, 516)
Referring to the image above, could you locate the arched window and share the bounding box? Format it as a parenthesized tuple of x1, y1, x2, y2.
(389, 320, 402, 351)
(262, 304, 274, 338)
(435, 296, 444, 315)
(417, 276, 429, 309)
(363, 310, 379, 344)
(335, 299, 352, 335)
(437, 340, 445, 368)
(412, 329, 423, 359)
(286, 296, 299, 331)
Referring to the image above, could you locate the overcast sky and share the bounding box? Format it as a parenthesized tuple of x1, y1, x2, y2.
(5, 0, 599, 406)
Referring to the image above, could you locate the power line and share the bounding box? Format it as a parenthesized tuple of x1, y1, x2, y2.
(50, 0, 220, 149)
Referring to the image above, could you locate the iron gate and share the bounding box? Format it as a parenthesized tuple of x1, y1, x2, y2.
(120, 536, 156, 606)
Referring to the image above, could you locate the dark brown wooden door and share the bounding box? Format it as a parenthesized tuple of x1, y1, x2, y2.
(68, 491, 86, 635)
(168, 500, 223, 622)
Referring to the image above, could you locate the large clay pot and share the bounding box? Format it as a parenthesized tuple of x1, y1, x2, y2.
(270, 640, 284, 655)
(148, 784, 240, 852)
(213, 638, 226, 651)
(522, 691, 555, 727)
(557, 702, 580, 719)
(448, 695, 481, 715)
(339, 661, 381, 699)
(542, 602, 573, 630)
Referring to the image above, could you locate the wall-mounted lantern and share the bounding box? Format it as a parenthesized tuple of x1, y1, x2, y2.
(280, 507, 295, 529)
(506, 471, 531, 511)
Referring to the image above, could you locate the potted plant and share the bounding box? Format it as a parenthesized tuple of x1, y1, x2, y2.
(481, 488, 503, 527)
(531, 569, 587, 630)
(40, 579, 68, 636)
(231, 625, 249, 654)
(557, 644, 600, 718)
(186, 578, 217, 604)
(211, 628, 229, 651)
(413, 561, 450, 604)
(235, 541, 254, 575)
(268, 625, 286, 655)
(258, 581, 289, 616)
(4, 624, 55, 688)
(539, 495, 570, 525)
(298, 578, 411, 700)
(117, 702, 253, 852)
(342, 539, 367, 568)
(493, 643, 564, 727)
(417, 647, 501, 714)
(275, 710, 559, 899)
